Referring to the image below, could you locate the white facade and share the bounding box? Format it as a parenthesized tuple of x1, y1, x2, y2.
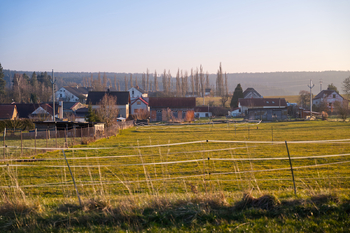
(313, 91, 344, 110)
(195, 112, 212, 118)
(130, 98, 150, 115)
(129, 87, 148, 100)
(56, 87, 80, 102)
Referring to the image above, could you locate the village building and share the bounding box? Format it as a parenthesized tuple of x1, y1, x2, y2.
(86, 91, 130, 118)
(312, 88, 346, 111)
(243, 88, 263, 98)
(149, 97, 196, 122)
(238, 98, 288, 121)
(130, 97, 150, 116)
(55, 86, 90, 103)
(194, 106, 213, 118)
(128, 86, 148, 100)
(0, 105, 18, 120)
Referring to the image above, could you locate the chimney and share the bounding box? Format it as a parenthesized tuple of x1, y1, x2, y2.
(59, 101, 63, 119)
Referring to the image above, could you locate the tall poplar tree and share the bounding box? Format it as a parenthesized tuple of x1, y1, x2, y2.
(0, 63, 6, 95)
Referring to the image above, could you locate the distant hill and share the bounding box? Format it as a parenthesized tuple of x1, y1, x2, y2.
(3, 70, 350, 96)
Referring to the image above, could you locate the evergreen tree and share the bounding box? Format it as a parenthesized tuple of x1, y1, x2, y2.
(86, 104, 100, 122)
(0, 63, 6, 95)
(30, 72, 38, 87)
(230, 83, 244, 108)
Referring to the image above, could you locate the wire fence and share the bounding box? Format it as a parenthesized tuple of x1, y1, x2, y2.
(1, 123, 350, 206)
(1, 121, 134, 158)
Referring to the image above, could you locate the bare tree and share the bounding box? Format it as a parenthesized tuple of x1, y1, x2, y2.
(205, 72, 210, 89)
(220, 95, 229, 107)
(103, 72, 107, 89)
(176, 69, 181, 97)
(167, 70, 171, 95)
(129, 74, 133, 88)
(154, 70, 158, 92)
(135, 75, 138, 87)
(124, 75, 128, 91)
(142, 73, 146, 90)
(225, 72, 228, 95)
(162, 69, 168, 95)
(97, 94, 119, 127)
(191, 69, 194, 96)
(194, 68, 199, 96)
(199, 65, 204, 97)
(114, 74, 117, 90)
(146, 69, 149, 92)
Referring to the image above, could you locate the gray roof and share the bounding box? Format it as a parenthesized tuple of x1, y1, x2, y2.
(87, 91, 130, 105)
(63, 86, 89, 98)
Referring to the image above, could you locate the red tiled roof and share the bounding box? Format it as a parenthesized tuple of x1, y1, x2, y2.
(239, 98, 287, 107)
(149, 97, 196, 108)
(131, 97, 149, 105)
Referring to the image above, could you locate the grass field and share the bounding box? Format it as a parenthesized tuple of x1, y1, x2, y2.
(1, 120, 350, 232)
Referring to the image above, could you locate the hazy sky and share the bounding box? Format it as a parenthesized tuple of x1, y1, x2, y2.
(1, 0, 349, 73)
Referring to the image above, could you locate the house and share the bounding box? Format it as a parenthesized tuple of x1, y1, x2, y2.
(205, 88, 212, 96)
(228, 107, 241, 117)
(149, 97, 196, 122)
(30, 103, 55, 120)
(55, 86, 90, 103)
(129, 86, 148, 100)
(312, 88, 346, 111)
(60, 102, 86, 119)
(0, 105, 18, 120)
(194, 106, 213, 118)
(86, 91, 130, 118)
(130, 97, 150, 116)
(10, 103, 60, 119)
(243, 88, 263, 99)
(238, 98, 288, 121)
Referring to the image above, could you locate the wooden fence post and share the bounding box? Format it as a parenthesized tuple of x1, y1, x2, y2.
(62, 150, 82, 207)
(21, 130, 23, 156)
(285, 141, 297, 196)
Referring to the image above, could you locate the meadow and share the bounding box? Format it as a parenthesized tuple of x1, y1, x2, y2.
(1, 120, 350, 232)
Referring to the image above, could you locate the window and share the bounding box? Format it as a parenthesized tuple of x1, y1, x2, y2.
(137, 100, 141, 105)
(60, 94, 62, 97)
(333, 94, 336, 98)
(329, 103, 332, 106)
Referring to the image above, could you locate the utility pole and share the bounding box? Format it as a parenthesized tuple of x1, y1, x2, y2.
(308, 79, 315, 117)
(50, 69, 56, 122)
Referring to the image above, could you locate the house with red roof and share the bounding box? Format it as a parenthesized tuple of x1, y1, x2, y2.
(130, 97, 150, 116)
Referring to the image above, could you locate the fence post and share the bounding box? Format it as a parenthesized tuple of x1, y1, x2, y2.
(271, 126, 273, 143)
(81, 127, 83, 144)
(62, 150, 82, 207)
(34, 128, 37, 155)
(21, 130, 23, 156)
(3, 128, 6, 159)
(65, 125, 68, 148)
(46, 129, 48, 149)
(73, 126, 75, 145)
(235, 122, 236, 136)
(55, 126, 58, 149)
(248, 125, 250, 139)
(285, 141, 297, 196)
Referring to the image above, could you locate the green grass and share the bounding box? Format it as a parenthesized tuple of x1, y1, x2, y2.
(1, 120, 350, 231)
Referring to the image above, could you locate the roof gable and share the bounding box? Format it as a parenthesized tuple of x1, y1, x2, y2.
(149, 97, 196, 108)
(243, 88, 263, 98)
(314, 90, 343, 100)
(87, 91, 130, 105)
(239, 98, 287, 107)
(0, 105, 17, 119)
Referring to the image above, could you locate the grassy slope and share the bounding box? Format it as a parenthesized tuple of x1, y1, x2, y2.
(1, 121, 350, 232)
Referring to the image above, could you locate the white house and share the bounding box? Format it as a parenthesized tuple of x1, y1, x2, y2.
(194, 106, 213, 118)
(55, 86, 89, 103)
(129, 86, 148, 100)
(130, 97, 150, 116)
(313, 88, 345, 111)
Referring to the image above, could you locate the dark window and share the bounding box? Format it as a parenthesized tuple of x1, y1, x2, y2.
(333, 94, 336, 98)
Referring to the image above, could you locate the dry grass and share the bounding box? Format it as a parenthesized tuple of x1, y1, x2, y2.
(234, 191, 281, 210)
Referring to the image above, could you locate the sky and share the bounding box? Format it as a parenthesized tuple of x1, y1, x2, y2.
(0, 0, 349, 74)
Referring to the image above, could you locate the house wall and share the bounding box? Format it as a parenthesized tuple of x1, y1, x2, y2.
(56, 88, 79, 102)
(247, 108, 288, 121)
(313, 92, 344, 110)
(150, 108, 194, 122)
(92, 104, 129, 118)
(130, 101, 149, 115)
(195, 112, 212, 118)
